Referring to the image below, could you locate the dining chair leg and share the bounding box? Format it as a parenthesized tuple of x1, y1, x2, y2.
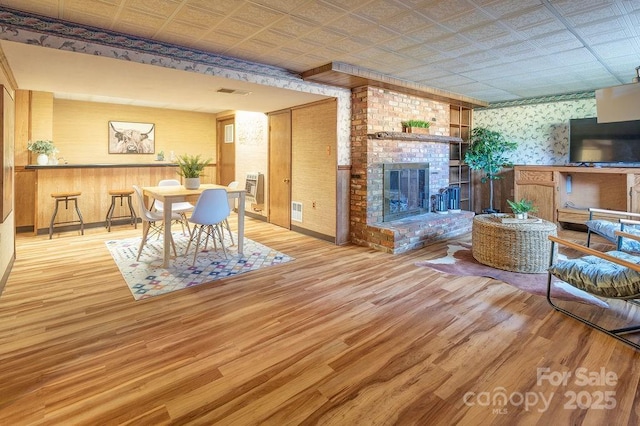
(137, 221, 151, 261)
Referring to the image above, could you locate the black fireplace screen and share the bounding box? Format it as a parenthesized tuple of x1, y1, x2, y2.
(383, 163, 429, 221)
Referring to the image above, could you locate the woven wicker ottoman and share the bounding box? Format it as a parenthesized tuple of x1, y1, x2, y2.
(472, 214, 558, 273)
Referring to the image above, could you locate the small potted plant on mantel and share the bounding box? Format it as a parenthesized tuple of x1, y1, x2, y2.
(507, 198, 537, 220)
(401, 119, 431, 134)
(175, 154, 212, 189)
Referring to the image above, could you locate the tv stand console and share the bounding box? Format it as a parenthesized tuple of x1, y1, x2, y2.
(513, 165, 640, 226)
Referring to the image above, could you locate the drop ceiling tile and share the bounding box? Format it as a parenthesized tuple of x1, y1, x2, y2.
(591, 39, 640, 59)
(353, 0, 409, 23)
(173, 5, 225, 27)
(478, 0, 542, 18)
(65, 0, 119, 18)
(378, 36, 422, 52)
(381, 11, 434, 33)
(62, 10, 116, 29)
(250, 0, 305, 13)
(290, 1, 347, 25)
(215, 18, 263, 38)
(356, 26, 398, 44)
(328, 36, 371, 54)
(125, 0, 182, 18)
(116, 8, 168, 31)
(183, 0, 243, 15)
(499, 5, 555, 30)
(200, 30, 245, 48)
(269, 16, 319, 36)
(254, 29, 297, 47)
(438, 11, 494, 32)
(301, 28, 346, 45)
(412, 0, 476, 20)
(320, 0, 374, 12)
(325, 14, 373, 36)
(406, 25, 454, 43)
(229, 2, 287, 26)
(457, 22, 509, 41)
(162, 22, 210, 40)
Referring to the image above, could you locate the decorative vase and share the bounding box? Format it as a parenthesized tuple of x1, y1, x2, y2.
(185, 177, 200, 190)
(515, 212, 528, 220)
(37, 153, 49, 165)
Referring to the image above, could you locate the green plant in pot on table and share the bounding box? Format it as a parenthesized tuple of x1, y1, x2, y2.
(27, 140, 57, 165)
(175, 154, 212, 190)
(507, 198, 537, 220)
(464, 127, 517, 213)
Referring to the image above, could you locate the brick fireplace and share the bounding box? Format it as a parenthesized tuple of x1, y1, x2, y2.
(350, 86, 474, 254)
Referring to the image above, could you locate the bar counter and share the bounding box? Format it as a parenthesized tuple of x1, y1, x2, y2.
(22, 163, 216, 234)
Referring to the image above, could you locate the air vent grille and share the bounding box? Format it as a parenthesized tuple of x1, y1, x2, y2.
(291, 202, 302, 222)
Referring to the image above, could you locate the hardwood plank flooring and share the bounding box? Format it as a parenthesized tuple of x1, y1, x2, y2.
(1, 219, 639, 425)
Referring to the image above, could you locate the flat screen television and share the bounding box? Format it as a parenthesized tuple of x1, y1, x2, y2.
(569, 117, 640, 164)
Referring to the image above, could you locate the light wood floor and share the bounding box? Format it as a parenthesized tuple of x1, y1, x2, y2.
(1, 218, 639, 425)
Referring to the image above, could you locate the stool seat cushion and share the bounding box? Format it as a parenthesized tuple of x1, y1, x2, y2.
(51, 191, 81, 198)
(548, 250, 640, 298)
(108, 189, 134, 196)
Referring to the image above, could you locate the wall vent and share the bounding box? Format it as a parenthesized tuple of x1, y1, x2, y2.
(291, 202, 303, 222)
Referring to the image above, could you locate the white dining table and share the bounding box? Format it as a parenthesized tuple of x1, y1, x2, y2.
(141, 183, 246, 267)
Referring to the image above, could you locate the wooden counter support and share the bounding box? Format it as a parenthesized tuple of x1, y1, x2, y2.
(23, 163, 216, 234)
(514, 165, 640, 226)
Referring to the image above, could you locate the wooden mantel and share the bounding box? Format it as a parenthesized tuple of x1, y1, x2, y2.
(369, 132, 463, 143)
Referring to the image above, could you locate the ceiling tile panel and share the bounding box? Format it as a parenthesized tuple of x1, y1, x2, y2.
(268, 16, 317, 36)
(173, 5, 226, 27)
(411, 0, 475, 20)
(378, 36, 422, 52)
(289, 1, 346, 25)
(214, 17, 263, 37)
(457, 22, 509, 41)
(478, 0, 542, 18)
(438, 11, 494, 32)
(301, 28, 346, 45)
(406, 25, 454, 43)
(499, 5, 555, 30)
(379, 11, 433, 33)
(126, 0, 182, 18)
(182, 0, 244, 15)
(353, 0, 409, 23)
(320, 0, 374, 12)
(229, 2, 286, 26)
(324, 14, 373, 36)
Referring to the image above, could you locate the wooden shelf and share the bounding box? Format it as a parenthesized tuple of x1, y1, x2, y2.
(449, 105, 472, 211)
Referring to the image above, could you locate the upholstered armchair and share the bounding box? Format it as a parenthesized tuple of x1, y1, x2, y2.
(585, 207, 640, 252)
(547, 231, 640, 350)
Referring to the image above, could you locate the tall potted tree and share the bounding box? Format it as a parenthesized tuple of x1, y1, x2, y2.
(464, 127, 517, 213)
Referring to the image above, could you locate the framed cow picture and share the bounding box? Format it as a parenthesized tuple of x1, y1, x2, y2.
(108, 121, 155, 154)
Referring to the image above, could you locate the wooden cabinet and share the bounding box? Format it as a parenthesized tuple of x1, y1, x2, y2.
(449, 105, 472, 210)
(514, 165, 640, 225)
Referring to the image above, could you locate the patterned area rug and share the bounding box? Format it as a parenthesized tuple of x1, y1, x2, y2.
(106, 232, 294, 300)
(416, 243, 609, 308)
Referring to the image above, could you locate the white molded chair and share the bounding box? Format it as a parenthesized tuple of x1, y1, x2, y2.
(185, 188, 231, 264)
(132, 185, 180, 261)
(224, 181, 239, 245)
(153, 179, 194, 235)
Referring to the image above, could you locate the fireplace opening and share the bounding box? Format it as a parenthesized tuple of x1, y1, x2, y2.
(383, 163, 429, 222)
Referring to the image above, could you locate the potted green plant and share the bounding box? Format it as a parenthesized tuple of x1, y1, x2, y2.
(401, 119, 431, 134)
(175, 154, 212, 189)
(507, 198, 537, 220)
(464, 127, 517, 213)
(27, 140, 57, 165)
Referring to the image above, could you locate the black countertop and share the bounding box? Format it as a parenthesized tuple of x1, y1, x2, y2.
(25, 162, 179, 169)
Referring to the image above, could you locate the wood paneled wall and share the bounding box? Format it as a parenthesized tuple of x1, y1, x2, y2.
(32, 165, 216, 233)
(291, 99, 337, 238)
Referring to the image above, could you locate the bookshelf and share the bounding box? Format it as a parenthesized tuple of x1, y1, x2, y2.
(449, 105, 472, 211)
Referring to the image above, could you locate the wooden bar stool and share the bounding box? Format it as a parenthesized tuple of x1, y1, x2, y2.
(105, 189, 138, 232)
(49, 192, 84, 239)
